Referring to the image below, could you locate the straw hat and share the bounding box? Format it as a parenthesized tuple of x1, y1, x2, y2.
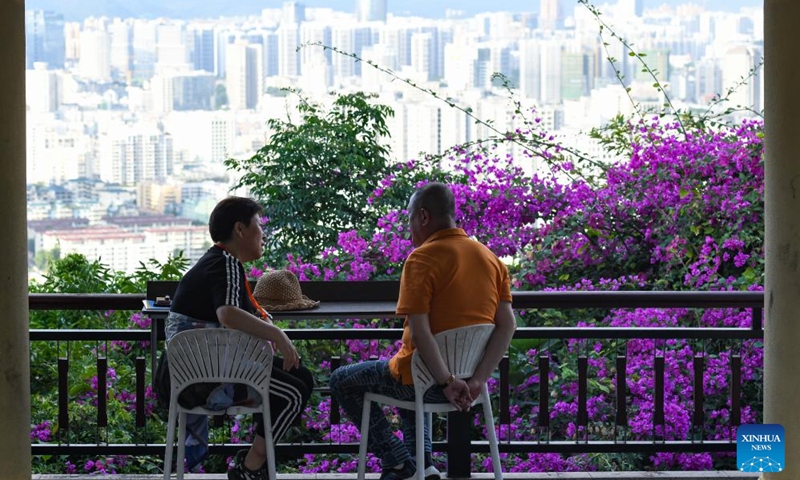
(253, 270, 320, 311)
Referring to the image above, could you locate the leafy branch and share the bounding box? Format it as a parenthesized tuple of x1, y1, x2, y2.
(578, 0, 686, 135)
(696, 58, 765, 125)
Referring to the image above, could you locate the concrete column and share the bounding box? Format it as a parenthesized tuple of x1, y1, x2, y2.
(0, 0, 30, 479)
(764, 1, 800, 478)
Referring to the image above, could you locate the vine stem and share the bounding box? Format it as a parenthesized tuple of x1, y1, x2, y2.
(578, 0, 686, 136)
(298, 41, 609, 182)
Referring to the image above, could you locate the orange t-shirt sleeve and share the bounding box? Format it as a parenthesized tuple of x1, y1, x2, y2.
(396, 255, 434, 315)
(499, 262, 512, 302)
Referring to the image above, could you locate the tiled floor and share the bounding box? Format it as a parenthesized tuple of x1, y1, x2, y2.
(34, 472, 760, 480)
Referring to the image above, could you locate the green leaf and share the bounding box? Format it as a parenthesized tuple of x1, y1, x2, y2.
(743, 268, 757, 282)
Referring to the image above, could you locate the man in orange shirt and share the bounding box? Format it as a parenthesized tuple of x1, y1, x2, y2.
(330, 182, 517, 480)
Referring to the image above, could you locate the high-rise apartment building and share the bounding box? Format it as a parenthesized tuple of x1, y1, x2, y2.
(156, 22, 191, 74)
(444, 43, 489, 91)
(133, 20, 158, 80)
(26, 63, 60, 113)
(163, 111, 235, 165)
(331, 25, 372, 79)
(633, 49, 669, 83)
(617, 0, 644, 18)
(109, 19, 133, 81)
(722, 45, 762, 113)
(409, 27, 441, 80)
(151, 74, 175, 113)
(404, 102, 441, 158)
(487, 43, 512, 84)
(539, 0, 564, 31)
(278, 23, 301, 76)
(27, 119, 91, 184)
(540, 40, 563, 104)
(100, 127, 174, 185)
(226, 41, 264, 110)
(152, 71, 217, 112)
(25, 10, 66, 69)
(360, 44, 397, 91)
(300, 23, 332, 79)
(356, 0, 387, 23)
(214, 30, 237, 78)
(64, 22, 81, 63)
(561, 51, 591, 101)
(192, 27, 217, 74)
(79, 30, 112, 81)
(410, 32, 434, 81)
(282, 2, 306, 24)
(263, 31, 280, 77)
(518, 39, 541, 100)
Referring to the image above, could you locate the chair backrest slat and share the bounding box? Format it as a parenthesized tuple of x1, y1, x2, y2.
(411, 324, 495, 394)
(167, 329, 275, 399)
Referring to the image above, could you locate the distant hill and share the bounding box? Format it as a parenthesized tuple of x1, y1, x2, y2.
(25, 0, 762, 21)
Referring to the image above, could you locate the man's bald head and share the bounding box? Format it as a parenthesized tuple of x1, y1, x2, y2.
(409, 182, 456, 224)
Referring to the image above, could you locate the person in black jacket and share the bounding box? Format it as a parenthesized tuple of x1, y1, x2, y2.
(162, 196, 313, 480)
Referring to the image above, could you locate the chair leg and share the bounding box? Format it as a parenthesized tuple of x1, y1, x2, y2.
(176, 412, 187, 480)
(481, 386, 502, 480)
(426, 412, 432, 439)
(163, 400, 178, 480)
(357, 396, 372, 480)
(415, 404, 425, 480)
(263, 405, 277, 480)
(425, 411, 433, 468)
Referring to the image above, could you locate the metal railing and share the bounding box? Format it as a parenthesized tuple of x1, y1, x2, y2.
(28, 290, 764, 476)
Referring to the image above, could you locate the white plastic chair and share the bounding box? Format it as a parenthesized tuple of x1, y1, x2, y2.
(357, 324, 503, 480)
(163, 328, 276, 480)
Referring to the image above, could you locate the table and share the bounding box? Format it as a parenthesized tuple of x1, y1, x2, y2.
(142, 299, 403, 387)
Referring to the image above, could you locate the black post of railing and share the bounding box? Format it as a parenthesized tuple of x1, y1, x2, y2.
(499, 357, 510, 426)
(330, 356, 341, 425)
(97, 357, 107, 428)
(693, 355, 704, 430)
(616, 355, 627, 428)
(752, 307, 763, 331)
(538, 355, 549, 431)
(731, 355, 742, 427)
(447, 411, 472, 478)
(58, 357, 69, 438)
(577, 355, 588, 438)
(654, 356, 665, 441)
(136, 357, 146, 428)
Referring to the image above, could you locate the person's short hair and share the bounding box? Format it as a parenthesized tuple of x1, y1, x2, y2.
(411, 182, 455, 222)
(208, 196, 263, 243)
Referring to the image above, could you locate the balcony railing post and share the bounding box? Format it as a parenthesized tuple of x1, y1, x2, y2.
(500, 356, 510, 427)
(97, 357, 107, 429)
(446, 411, 472, 478)
(58, 357, 69, 439)
(136, 357, 146, 429)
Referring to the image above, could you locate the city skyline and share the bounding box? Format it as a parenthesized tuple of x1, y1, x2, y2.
(24, 0, 764, 274)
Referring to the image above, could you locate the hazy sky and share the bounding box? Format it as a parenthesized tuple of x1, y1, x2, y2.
(381, 0, 761, 17)
(27, 0, 763, 21)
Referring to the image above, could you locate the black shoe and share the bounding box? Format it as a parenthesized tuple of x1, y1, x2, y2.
(228, 449, 267, 480)
(379, 460, 417, 480)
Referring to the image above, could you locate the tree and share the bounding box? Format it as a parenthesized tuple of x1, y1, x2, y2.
(215, 82, 228, 109)
(226, 91, 395, 265)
